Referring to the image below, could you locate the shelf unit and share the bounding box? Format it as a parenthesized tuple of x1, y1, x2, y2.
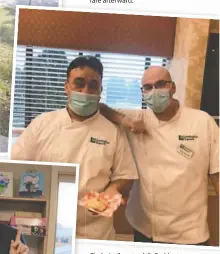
(0, 196, 47, 203)
(0, 196, 48, 254)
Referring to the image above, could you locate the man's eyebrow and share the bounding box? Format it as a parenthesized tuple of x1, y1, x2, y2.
(72, 77, 100, 84)
(90, 79, 99, 83)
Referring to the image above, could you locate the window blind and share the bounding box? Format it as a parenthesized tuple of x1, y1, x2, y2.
(13, 45, 168, 128)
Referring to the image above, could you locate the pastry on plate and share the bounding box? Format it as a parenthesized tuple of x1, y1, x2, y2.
(86, 196, 108, 212)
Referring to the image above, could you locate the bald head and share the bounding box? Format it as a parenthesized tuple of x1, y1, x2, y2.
(142, 66, 172, 85)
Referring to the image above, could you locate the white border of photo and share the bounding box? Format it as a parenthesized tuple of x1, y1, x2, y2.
(75, 238, 220, 254)
(61, 0, 220, 19)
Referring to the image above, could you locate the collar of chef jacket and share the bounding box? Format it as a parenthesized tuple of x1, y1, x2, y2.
(63, 107, 101, 124)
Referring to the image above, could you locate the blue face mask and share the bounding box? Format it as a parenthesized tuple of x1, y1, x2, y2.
(68, 91, 100, 117)
(143, 89, 171, 113)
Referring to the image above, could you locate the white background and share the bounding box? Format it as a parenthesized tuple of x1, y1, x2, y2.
(75, 239, 220, 254)
(62, 0, 220, 18)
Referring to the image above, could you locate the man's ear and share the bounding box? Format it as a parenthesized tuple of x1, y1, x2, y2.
(64, 82, 69, 96)
(171, 81, 176, 95)
(98, 86, 103, 102)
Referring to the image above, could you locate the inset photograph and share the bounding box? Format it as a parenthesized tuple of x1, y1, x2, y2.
(0, 161, 79, 254)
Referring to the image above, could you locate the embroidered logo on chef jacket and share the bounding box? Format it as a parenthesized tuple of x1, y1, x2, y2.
(90, 137, 110, 145)
(178, 135, 198, 141)
(177, 144, 194, 159)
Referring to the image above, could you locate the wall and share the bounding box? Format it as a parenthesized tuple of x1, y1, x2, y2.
(210, 19, 219, 33)
(208, 196, 219, 246)
(169, 18, 210, 108)
(0, 162, 52, 199)
(51, 165, 76, 180)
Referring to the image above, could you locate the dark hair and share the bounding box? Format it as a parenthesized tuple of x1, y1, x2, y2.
(67, 55, 103, 79)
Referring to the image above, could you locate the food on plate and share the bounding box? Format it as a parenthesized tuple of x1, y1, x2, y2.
(86, 196, 108, 212)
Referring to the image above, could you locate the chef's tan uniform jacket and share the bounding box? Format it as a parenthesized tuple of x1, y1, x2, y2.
(11, 108, 138, 240)
(121, 106, 219, 244)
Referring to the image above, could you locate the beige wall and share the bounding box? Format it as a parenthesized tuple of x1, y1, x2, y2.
(0, 162, 52, 226)
(210, 19, 219, 33)
(169, 18, 210, 109)
(0, 162, 52, 198)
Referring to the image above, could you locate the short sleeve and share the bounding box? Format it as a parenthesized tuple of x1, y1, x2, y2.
(208, 116, 219, 175)
(110, 127, 139, 181)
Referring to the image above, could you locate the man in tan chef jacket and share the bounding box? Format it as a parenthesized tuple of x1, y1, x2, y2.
(11, 56, 138, 240)
(99, 66, 219, 245)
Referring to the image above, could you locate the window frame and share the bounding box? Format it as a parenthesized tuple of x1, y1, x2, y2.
(47, 164, 79, 254)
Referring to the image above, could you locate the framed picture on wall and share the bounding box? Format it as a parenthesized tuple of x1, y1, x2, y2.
(0, 172, 13, 197)
(19, 172, 44, 198)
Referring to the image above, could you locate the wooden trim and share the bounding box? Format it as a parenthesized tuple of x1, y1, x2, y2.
(46, 167, 77, 254)
(17, 8, 176, 57)
(0, 196, 47, 203)
(115, 234, 133, 241)
(210, 19, 219, 34)
(208, 179, 217, 196)
(46, 169, 59, 254)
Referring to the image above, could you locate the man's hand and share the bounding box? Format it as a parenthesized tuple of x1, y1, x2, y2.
(121, 117, 148, 134)
(10, 230, 29, 254)
(99, 186, 125, 206)
(89, 187, 124, 216)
